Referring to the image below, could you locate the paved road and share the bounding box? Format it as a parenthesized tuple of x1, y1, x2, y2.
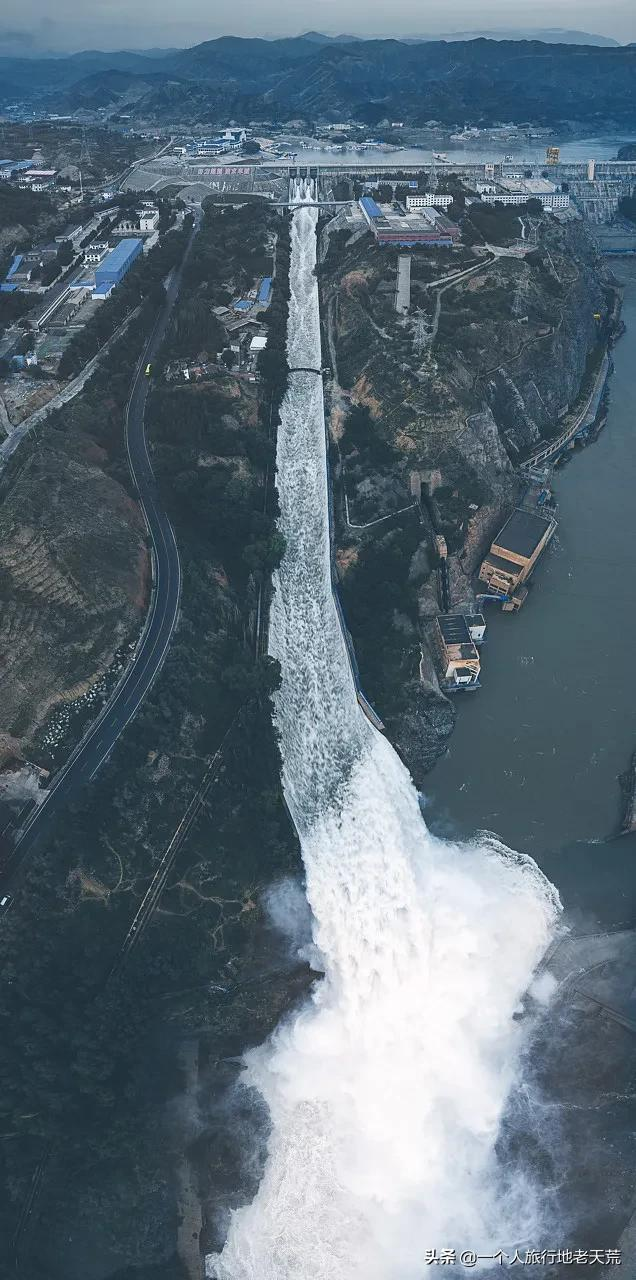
(0, 214, 200, 886)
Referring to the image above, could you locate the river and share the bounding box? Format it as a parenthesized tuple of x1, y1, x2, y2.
(209, 186, 560, 1280)
(426, 261, 636, 932)
(284, 134, 632, 168)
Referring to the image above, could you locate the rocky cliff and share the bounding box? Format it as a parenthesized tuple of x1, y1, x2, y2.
(320, 212, 609, 779)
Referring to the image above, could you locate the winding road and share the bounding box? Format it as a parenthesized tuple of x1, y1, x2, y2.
(0, 213, 200, 886)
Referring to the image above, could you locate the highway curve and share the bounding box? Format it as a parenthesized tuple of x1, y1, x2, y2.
(2, 214, 200, 883)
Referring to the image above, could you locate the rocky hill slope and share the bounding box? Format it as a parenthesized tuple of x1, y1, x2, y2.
(319, 208, 610, 775)
(0, 424, 148, 766)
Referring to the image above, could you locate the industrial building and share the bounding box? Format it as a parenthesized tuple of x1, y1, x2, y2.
(406, 193, 454, 210)
(94, 238, 143, 292)
(434, 615, 483, 691)
(477, 177, 570, 211)
(257, 276, 272, 305)
(0, 159, 32, 179)
(479, 508, 557, 608)
(359, 196, 460, 247)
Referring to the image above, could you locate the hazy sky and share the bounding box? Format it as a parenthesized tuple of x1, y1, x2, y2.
(2, 0, 635, 54)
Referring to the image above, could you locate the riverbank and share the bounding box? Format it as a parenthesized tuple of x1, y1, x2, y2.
(426, 259, 636, 927)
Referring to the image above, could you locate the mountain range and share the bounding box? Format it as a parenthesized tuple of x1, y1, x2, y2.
(1, 34, 634, 129)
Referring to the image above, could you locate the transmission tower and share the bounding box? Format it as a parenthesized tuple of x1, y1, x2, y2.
(79, 127, 92, 166)
(412, 310, 432, 356)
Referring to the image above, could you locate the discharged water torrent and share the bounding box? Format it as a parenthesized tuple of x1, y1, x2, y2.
(209, 186, 562, 1279)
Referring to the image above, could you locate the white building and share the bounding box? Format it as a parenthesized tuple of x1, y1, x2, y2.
(406, 193, 453, 210)
(480, 177, 570, 211)
(139, 209, 159, 232)
(84, 242, 109, 264)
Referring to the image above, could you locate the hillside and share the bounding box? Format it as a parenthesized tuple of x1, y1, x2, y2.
(318, 206, 611, 774)
(4, 36, 636, 127)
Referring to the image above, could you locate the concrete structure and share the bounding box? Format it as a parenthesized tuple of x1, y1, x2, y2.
(434, 615, 481, 690)
(395, 254, 411, 315)
(94, 238, 143, 291)
(139, 208, 159, 232)
(479, 508, 557, 604)
(249, 334, 267, 352)
(406, 193, 453, 209)
(359, 196, 460, 247)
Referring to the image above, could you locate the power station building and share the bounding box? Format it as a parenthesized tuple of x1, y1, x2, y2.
(359, 196, 460, 247)
(434, 615, 482, 691)
(94, 238, 143, 292)
(479, 508, 557, 607)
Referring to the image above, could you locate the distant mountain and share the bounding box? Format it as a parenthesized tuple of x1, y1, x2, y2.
(417, 28, 621, 47)
(3, 36, 635, 128)
(299, 32, 364, 44)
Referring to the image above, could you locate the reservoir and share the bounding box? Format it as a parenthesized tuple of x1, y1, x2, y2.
(426, 260, 636, 929)
(287, 135, 631, 168)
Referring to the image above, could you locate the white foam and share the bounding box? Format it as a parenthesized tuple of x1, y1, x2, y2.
(208, 188, 561, 1280)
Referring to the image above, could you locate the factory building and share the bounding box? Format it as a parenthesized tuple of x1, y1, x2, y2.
(94, 238, 143, 291)
(406, 193, 454, 209)
(359, 196, 460, 247)
(479, 508, 557, 607)
(257, 276, 272, 305)
(434, 615, 482, 690)
(0, 159, 32, 179)
(477, 177, 570, 211)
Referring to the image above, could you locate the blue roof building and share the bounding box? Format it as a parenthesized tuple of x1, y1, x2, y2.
(6, 255, 23, 280)
(94, 238, 143, 290)
(360, 195, 383, 220)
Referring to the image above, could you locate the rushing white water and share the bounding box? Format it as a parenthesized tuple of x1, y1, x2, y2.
(209, 187, 561, 1280)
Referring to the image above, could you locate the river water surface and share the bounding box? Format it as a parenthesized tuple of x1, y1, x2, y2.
(287, 135, 632, 169)
(427, 261, 636, 930)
